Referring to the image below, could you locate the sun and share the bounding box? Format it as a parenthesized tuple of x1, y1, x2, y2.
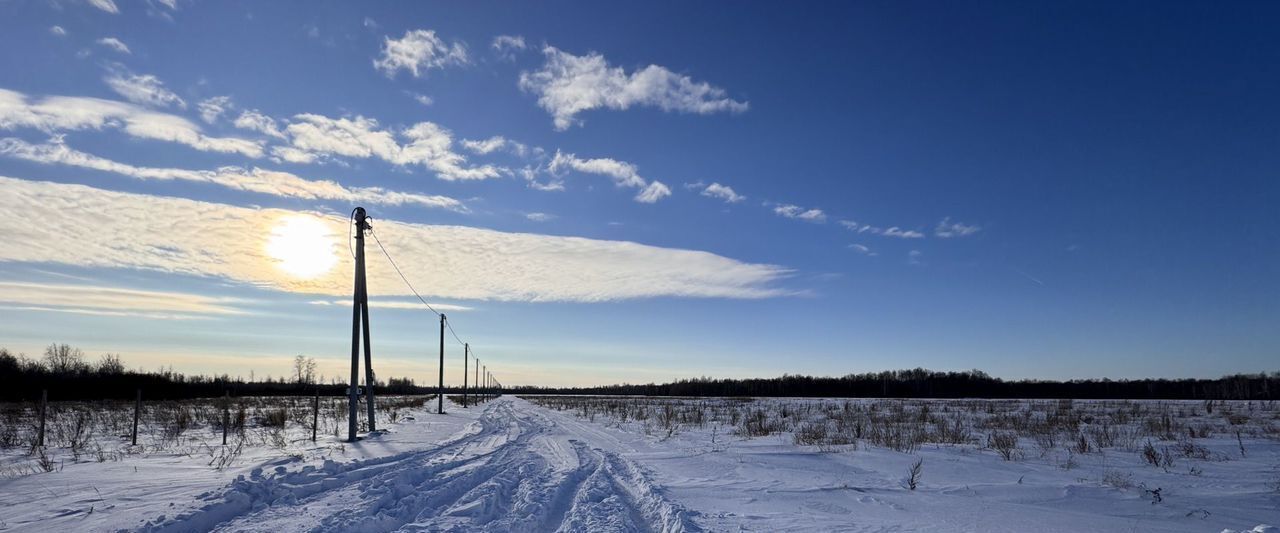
(265, 215, 338, 279)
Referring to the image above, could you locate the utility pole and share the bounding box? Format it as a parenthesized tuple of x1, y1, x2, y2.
(438, 314, 446, 414)
(348, 207, 375, 442)
(483, 365, 486, 398)
(462, 343, 469, 408)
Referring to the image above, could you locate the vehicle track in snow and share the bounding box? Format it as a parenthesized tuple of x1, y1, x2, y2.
(138, 398, 700, 533)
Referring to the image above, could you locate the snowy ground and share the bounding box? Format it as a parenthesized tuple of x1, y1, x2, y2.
(0, 396, 1277, 532)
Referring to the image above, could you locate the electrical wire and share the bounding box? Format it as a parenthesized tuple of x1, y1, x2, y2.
(368, 226, 442, 317)
(366, 218, 497, 373)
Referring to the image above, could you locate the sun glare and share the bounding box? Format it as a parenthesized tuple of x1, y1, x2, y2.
(265, 215, 338, 279)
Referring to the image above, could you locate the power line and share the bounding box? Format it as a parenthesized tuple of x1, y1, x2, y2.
(367, 226, 443, 317)
(366, 221, 493, 365)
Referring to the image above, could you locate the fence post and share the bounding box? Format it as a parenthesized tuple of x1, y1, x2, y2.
(312, 388, 319, 442)
(222, 390, 229, 446)
(132, 388, 141, 446)
(37, 389, 47, 447)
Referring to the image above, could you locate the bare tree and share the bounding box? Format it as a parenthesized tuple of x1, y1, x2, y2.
(43, 343, 86, 374)
(97, 353, 125, 374)
(293, 355, 317, 385)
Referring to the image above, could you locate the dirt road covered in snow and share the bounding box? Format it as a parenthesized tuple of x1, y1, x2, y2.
(139, 397, 698, 532)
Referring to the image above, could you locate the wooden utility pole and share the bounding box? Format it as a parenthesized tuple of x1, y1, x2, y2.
(462, 343, 469, 408)
(132, 388, 141, 446)
(348, 207, 375, 442)
(438, 314, 446, 414)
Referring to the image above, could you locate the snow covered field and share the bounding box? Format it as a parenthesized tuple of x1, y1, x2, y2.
(0, 395, 1277, 532)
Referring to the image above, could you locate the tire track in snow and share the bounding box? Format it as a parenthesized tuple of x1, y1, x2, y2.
(137, 398, 700, 532)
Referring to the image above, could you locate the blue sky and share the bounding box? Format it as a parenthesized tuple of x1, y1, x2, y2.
(0, 1, 1276, 386)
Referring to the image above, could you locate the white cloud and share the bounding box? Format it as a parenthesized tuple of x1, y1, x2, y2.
(908, 250, 923, 265)
(701, 182, 744, 203)
(0, 177, 794, 301)
(197, 95, 233, 124)
(281, 114, 502, 180)
(233, 109, 286, 138)
(269, 146, 317, 164)
(773, 204, 827, 223)
(935, 217, 981, 238)
(309, 299, 472, 312)
(519, 46, 748, 130)
(96, 37, 131, 54)
(406, 92, 433, 106)
(0, 88, 263, 157)
(88, 0, 119, 14)
(848, 244, 877, 256)
(518, 165, 564, 192)
(362, 17, 377, 29)
(50, 26, 67, 36)
(373, 29, 469, 78)
(104, 69, 186, 109)
(548, 150, 670, 203)
(0, 281, 244, 319)
(839, 220, 925, 239)
(460, 135, 526, 156)
(0, 138, 467, 212)
(491, 35, 526, 61)
(524, 212, 555, 222)
(635, 181, 672, 204)
(884, 227, 925, 239)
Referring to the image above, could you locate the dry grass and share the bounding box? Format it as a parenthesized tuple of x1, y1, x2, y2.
(521, 396, 1278, 462)
(0, 394, 437, 477)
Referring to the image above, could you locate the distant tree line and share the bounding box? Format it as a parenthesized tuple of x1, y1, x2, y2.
(4, 344, 1274, 401)
(0, 344, 435, 402)
(511, 368, 1278, 400)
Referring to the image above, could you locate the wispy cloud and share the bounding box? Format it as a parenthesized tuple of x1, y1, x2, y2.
(104, 68, 186, 108)
(491, 35, 526, 61)
(849, 244, 877, 256)
(405, 91, 433, 107)
(0, 87, 263, 157)
(460, 135, 527, 156)
(519, 46, 748, 130)
(0, 177, 793, 302)
(50, 26, 67, 36)
(374, 29, 469, 78)
(197, 95, 233, 124)
(525, 212, 555, 222)
(0, 138, 467, 212)
(773, 203, 827, 223)
(908, 249, 923, 265)
(935, 217, 981, 238)
(96, 37, 131, 54)
(308, 299, 473, 312)
(700, 182, 745, 203)
(0, 280, 245, 319)
(1011, 267, 1045, 286)
(548, 150, 670, 203)
(88, 0, 119, 14)
(281, 113, 502, 180)
(233, 109, 286, 139)
(839, 220, 925, 239)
